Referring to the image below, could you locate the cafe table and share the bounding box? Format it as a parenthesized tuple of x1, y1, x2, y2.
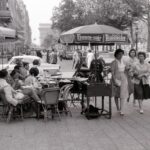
(69, 79, 112, 119)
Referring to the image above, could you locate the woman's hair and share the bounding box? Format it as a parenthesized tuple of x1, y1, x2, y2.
(114, 49, 124, 58)
(138, 52, 146, 59)
(10, 70, 16, 78)
(0, 69, 8, 78)
(129, 49, 136, 57)
(29, 67, 39, 77)
(14, 65, 21, 70)
(33, 59, 40, 65)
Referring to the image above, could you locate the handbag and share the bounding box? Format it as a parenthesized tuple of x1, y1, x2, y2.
(140, 79, 150, 99)
(142, 84, 150, 99)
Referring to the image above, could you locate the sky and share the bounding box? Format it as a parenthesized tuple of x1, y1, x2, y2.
(23, 0, 61, 45)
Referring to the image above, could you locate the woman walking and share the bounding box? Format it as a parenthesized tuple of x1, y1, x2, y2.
(132, 52, 150, 114)
(111, 49, 129, 115)
(126, 49, 138, 103)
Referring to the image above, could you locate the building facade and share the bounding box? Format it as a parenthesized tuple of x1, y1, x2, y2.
(8, 0, 31, 53)
(0, 0, 31, 57)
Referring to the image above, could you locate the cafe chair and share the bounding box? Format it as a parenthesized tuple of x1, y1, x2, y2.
(37, 87, 61, 121)
(59, 84, 72, 117)
(0, 88, 28, 123)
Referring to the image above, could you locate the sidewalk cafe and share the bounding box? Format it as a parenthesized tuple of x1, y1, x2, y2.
(0, 24, 131, 123)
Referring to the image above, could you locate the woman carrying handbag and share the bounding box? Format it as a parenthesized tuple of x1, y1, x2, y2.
(132, 52, 150, 114)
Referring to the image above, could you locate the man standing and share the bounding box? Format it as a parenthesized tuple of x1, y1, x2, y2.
(49, 49, 58, 64)
(72, 49, 82, 70)
(86, 49, 94, 69)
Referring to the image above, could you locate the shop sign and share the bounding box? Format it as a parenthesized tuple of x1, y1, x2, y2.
(105, 34, 127, 42)
(76, 34, 103, 43)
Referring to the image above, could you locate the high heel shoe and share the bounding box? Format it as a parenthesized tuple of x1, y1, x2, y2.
(139, 109, 144, 114)
(120, 112, 124, 116)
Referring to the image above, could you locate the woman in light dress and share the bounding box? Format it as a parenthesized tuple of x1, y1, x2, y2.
(111, 49, 129, 115)
(25, 67, 42, 92)
(126, 49, 138, 103)
(132, 52, 150, 114)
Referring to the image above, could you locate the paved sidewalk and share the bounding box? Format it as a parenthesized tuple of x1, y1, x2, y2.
(0, 98, 150, 150)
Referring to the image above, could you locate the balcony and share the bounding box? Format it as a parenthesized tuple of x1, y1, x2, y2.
(0, 10, 11, 22)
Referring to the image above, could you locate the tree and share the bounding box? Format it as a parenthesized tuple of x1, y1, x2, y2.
(52, 0, 80, 31)
(51, 0, 148, 36)
(42, 34, 58, 49)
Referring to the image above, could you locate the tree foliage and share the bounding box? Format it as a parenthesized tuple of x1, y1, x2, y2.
(51, 0, 148, 32)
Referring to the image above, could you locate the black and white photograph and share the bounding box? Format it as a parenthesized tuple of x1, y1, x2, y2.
(0, 0, 150, 150)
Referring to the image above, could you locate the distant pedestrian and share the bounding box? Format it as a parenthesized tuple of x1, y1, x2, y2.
(49, 49, 58, 64)
(72, 49, 82, 70)
(86, 49, 94, 69)
(59, 51, 63, 62)
(42, 50, 47, 63)
(36, 50, 42, 58)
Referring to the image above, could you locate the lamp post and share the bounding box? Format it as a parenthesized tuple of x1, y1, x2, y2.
(135, 26, 138, 51)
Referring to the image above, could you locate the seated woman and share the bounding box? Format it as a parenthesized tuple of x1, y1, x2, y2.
(25, 67, 42, 92)
(0, 69, 23, 106)
(9, 68, 41, 103)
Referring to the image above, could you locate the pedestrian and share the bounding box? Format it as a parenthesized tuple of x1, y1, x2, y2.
(72, 49, 82, 70)
(59, 51, 63, 62)
(49, 49, 58, 64)
(86, 49, 94, 69)
(132, 52, 150, 114)
(36, 50, 42, 58)
(125, 49, 138, 103)
(111, 49, 129, 116)
(42, 50, 47, 63)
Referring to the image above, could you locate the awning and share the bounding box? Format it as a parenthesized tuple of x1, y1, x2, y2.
(0, 26, 16, 38)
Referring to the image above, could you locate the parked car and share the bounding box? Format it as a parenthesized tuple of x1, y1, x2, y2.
(0, 55, 61, 75)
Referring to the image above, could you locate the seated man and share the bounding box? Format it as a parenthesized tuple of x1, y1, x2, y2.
(32, 59, 44, 77)
(13, 65, 25, 80)
(20, 62, 30, 78)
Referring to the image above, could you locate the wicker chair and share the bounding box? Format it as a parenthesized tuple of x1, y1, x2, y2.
(0, 88, 29, 123)
(37, 87, 61, 121)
